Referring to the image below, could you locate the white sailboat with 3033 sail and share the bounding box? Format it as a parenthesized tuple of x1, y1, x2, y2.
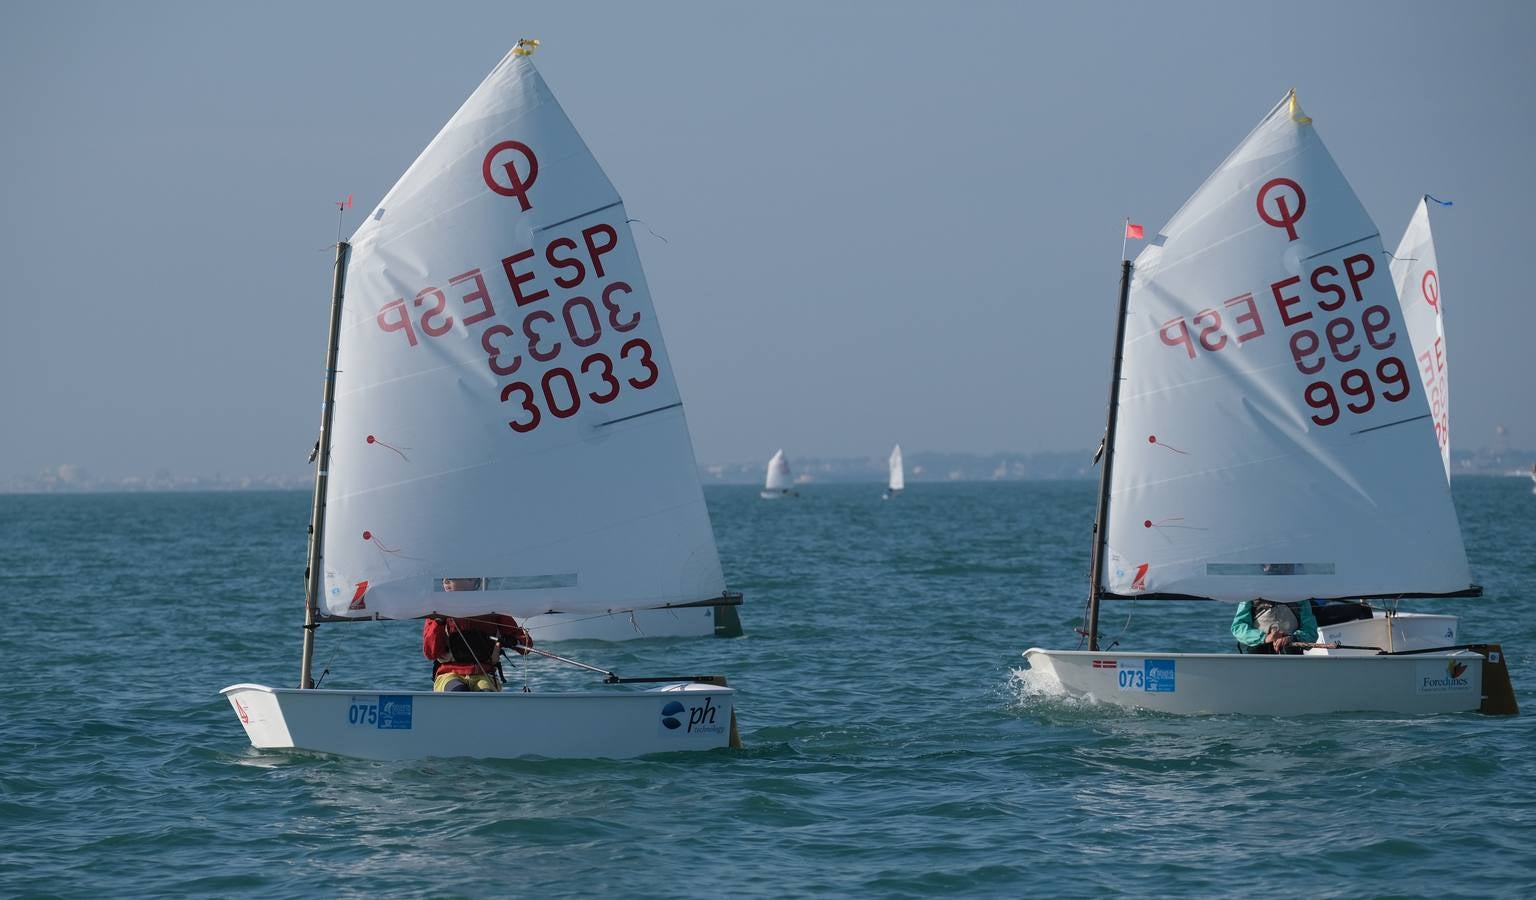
(1022, 91, 1517, 716)
(223, 40, 743, 759)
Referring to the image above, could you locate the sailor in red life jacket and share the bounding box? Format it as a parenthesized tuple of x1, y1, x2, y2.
(422, 577, 534, 692)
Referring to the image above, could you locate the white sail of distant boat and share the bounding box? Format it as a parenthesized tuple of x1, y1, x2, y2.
(1022, 91, 1515, 716)
(1390, 197, 1451, 480)
(223, 40, 741, 759)
(883, 445, 904, 498)
(761, 449, 798, 498)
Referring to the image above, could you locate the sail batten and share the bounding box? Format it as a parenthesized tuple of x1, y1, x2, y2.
(1102, 93, 1472, 603)
(318, 49, 725, 621)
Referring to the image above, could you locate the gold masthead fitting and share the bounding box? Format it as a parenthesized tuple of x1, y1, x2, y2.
(1287, 88, 1312, 125)
(513, 38, 541, 57)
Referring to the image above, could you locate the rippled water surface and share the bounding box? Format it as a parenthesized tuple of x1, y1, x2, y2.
(2, 479, 1534, 897)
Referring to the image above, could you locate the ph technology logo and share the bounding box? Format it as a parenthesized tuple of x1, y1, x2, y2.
(659, 696, 725, 735)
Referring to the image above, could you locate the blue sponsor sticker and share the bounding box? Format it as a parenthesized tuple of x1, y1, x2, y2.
(658, 696, 727, 737)
(1143, 659, 1176, 693)
(376, 695, 413, 729)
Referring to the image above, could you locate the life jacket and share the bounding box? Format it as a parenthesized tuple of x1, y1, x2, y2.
(440, 620, 502, 668)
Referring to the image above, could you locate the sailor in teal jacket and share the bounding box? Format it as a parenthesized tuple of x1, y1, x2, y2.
(1232, 598, 1318, 654)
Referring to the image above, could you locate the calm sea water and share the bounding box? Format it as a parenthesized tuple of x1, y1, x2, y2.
(2, 478, 1534, 897)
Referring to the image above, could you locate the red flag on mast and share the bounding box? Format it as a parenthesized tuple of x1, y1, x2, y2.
(337, 194, 353, 211)
(1124, 222, 1144, 240)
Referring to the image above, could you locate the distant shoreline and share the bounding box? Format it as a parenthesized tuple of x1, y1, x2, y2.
(3, 470, 1531, 496)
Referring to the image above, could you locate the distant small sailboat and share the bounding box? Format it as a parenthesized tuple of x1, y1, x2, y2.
(883, 445, 904, 499)
(761, 449, 799, 499)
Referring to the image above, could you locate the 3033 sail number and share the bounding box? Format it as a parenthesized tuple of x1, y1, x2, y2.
(500, 338, 659, 433)
(480, 284, 640, 376)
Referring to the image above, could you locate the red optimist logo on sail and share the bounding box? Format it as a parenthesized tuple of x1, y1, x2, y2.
(482, 140, 539, 211)
(1256, 177, 1306, 240)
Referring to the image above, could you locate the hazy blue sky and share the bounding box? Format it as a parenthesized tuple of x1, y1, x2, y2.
(2, 1, 1533, 481)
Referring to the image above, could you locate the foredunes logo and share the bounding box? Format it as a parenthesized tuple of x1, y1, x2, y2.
(1418, 658, 1473, 694)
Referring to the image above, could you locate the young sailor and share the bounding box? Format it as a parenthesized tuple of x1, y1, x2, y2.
(1231, 598, 1318, 655)
(422, 578, 534, 691)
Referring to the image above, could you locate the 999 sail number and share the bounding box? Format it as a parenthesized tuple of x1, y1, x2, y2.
(500, 338, 659, 433)
(1285, 305, 1411, 427)
(1303, 357, 1411, 427)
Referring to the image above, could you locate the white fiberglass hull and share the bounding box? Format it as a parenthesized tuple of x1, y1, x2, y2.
(222, 682, 735, 760)
(1310, 612, 1458, 656)
(1021, 649, 1486, 715)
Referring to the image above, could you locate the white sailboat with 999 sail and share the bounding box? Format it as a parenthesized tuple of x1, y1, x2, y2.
(1021, 91, 1516, 716)
(223, 40, 742, 759)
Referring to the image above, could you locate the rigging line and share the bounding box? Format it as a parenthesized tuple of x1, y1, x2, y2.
(511, 644, 618, 680)
(1372, 643, 1488, 656)
(1075, 591, 1093, 651)
(520, 608, 648, 634)
(313, 647, 340, 689)
(441, 617, 510, 688)
(626, 218, 670, 243)
(535, 200, 623, 233)
(1302, 232, 1380, 261)
(511, 596, 738, 635)
(1109, 597, 1136, 650)
(595, 401, 683, 428)
(1351, 413, 1430, 436)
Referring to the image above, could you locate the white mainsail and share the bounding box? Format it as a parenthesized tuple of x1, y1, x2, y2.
(1103, 92, 1472, 602)
(887, 445, 905, 492)
(764, 449, 793, 492)
(1389, 197, 1451, 480)
(319, 47, 725, 621)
